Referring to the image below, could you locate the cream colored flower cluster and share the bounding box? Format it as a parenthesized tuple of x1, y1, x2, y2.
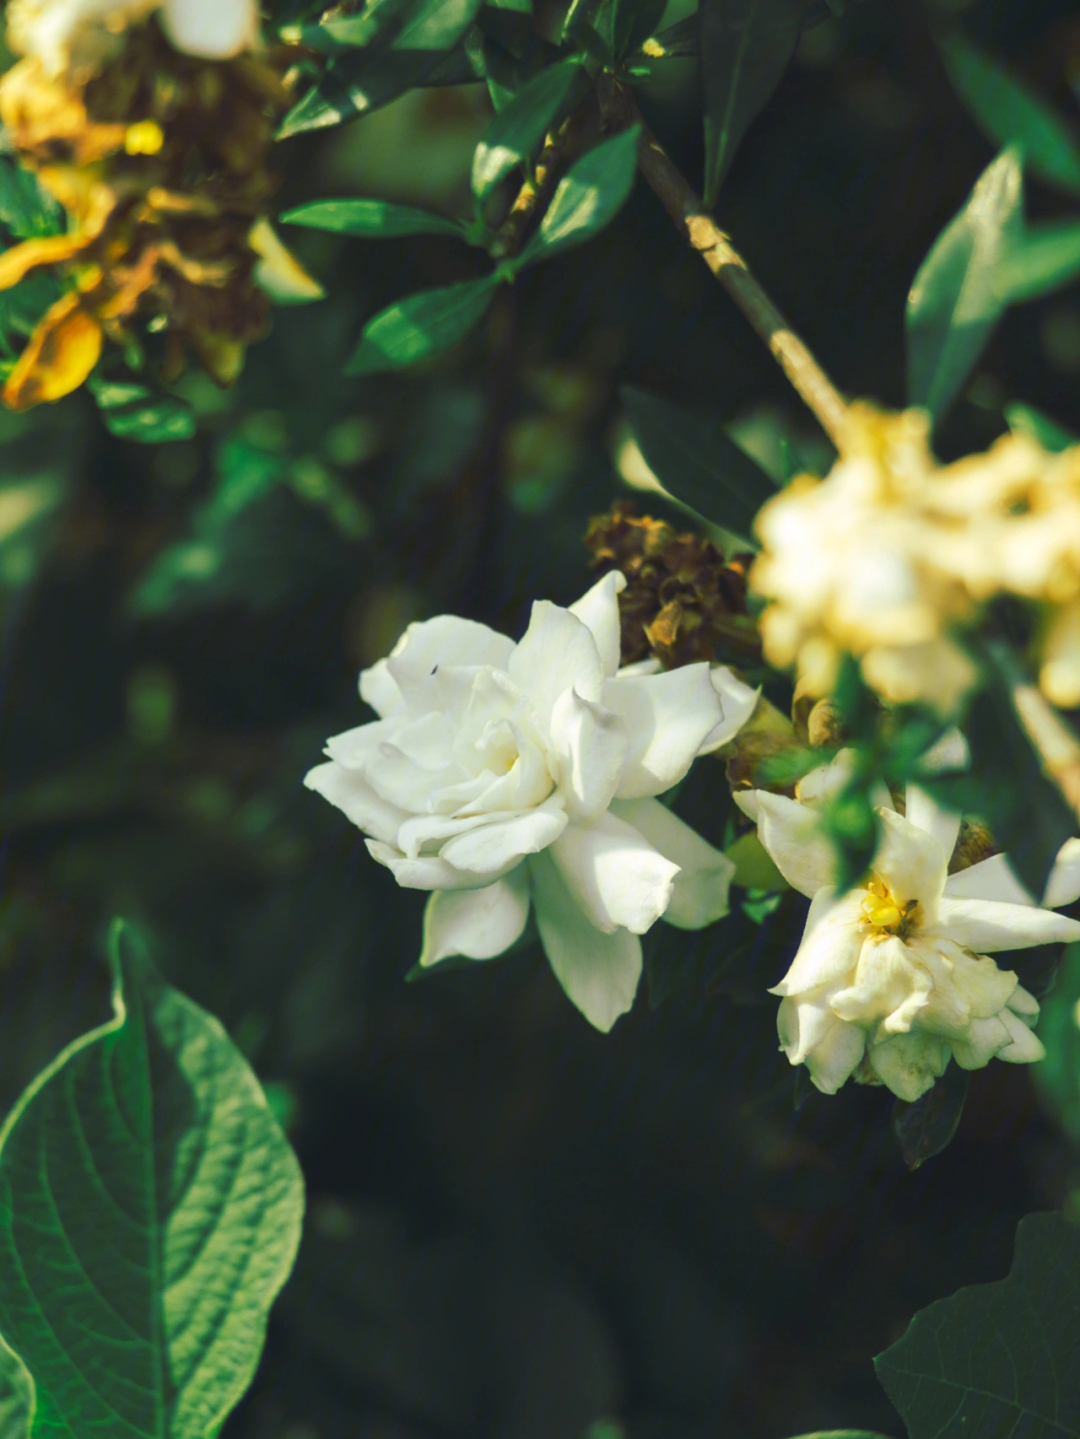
(752, 404, 1080, 714)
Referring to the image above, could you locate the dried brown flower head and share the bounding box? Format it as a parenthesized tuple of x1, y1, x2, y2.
(0, 19, 309, 408)
(584, 499, 760, 668)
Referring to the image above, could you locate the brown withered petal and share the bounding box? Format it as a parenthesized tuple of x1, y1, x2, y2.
(2, 291, 103, 409)
(585, 498, 760, 668)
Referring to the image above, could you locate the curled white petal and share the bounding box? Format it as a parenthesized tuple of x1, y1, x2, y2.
(605, 663, 724, 799)
(549, 813, 677, 935)
(420, 867, 531, 967)
(612, 796, 734, 929)
(568, 571, 625, 679)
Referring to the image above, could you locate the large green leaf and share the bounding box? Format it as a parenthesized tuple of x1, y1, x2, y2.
(876, 1211, 1080, 1439)
(996, 218, 1080, 305)
(1033, 941, 1080, 1142)
(940, 33, 1080, 197)
(0, 921, 304, 1438)
(620, 385, 776, 542)
(518, 126, 640, 265)
(281, 198, 466, 240)
(471, 58, 584, 199)
(700, 0, 805, 208)
(89, 379, 196, 444)
(279, 0, 482, 137)
(906, 146, 1023, 423)
(345, 275, 500, 375)
(0, 1346, 30, 1439)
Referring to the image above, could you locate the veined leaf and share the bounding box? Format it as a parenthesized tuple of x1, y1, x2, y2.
(940, 33, 1080, 197)
(701, 0, 805, 208)
(620, 385, 776, 542)
(0, 920, 304, 1438)
(471, 58, 584, 199)
(345, 275, 499, 375)
(906, 146, 1023, 424)
(518, 126, 641, 265)
(281, 198, 466, 240)
(876, 1212, 1080, 1439)
(996, 218, 1080, 304)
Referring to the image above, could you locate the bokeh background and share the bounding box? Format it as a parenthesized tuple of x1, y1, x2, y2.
(4, 1, 1080, 1434)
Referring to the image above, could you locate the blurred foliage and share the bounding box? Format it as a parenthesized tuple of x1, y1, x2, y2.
(4, 0, 1080, 1435)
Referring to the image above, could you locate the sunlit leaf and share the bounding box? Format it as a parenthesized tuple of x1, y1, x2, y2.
(996, 218, 1080, 304)
(281, 198, 466, 239)
(620, 385, 776, 541)
(876, 1212, 1080, 1439)
(940, 33, 1080, 197)
(611, 0, 668, 58)
(471, 58, 584, 198)
(518, 126, 641, 264)
(0, 920, 304, 1438)
(906, 146, 1023, 423)
(89, 378, 196, 444)
(701, 0, 805, 208)
(345, 275, 499, 376)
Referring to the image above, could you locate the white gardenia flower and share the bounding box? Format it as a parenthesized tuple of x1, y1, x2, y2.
(737, 750, 1080, 1100)
(7, 0, 257, 75)
(305, 573, 758, 1031)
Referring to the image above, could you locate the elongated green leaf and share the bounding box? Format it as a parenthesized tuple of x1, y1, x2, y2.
(0, 920, 304, 1439)
(346, 275, 499, 375)
(996, 218, 1080, 304)
(89, 379, 196, 444)
(940, 33, 1080, 197)
(519, 126, 640, 265)
(471, 58, 583, 198)
(907, 146, 1023, 423)
(279, 0, 482, 137)
(621, 385, 776, 541)
(1033, 941, 1080, 1141)
(611, 0, 667, 59)
(876, 1212, 1080, 1439)
(281, 198, 465, 240)
(1005, 402, 1077, 452)
(701, 0, 805, 208)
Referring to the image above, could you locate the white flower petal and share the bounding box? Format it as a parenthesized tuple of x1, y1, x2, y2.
(996, 1006, 1046, 1063)
(359, 658, 404, 717)
(605, 664, 724, 798)
(949, 1015, 1012, 1070)
(873, 807, 948, 912)
(1045, 837, 1080, 909)
(698, 668, 760, 752)
(439, 796, 567, 874)
(568, 571, 626, 679)
(733, 789, 760, 822)
(324, 717, 395, 769)
(612, 797, 734, 929)
(904, 783, 962, 867)
(756, 791, 837, 898)
(769, 888, 866, 995)
(867, 1031, 950, 1101)
(419, 867, 531, 967)
(1009, 983, 1040, 1018)
(530, 851, 643, 1032)
(549, 813, 678, 935)
(549, 687, 627, 822)
(509, 601, 604, 725)
(366, 839, 502, 891)
(388, 615, 515, 710)
(161, 0, 258, 57)
(303, 762, 407, 844)
(777, 996, 864, 1093)
(943, 853, 1034, 906)
(934, 896, 1080, 952)
(832, 934, 931, 1030)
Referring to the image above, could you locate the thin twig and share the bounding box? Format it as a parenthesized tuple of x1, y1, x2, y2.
(596, 72, 849, 449)
(490, 117, 574, 262)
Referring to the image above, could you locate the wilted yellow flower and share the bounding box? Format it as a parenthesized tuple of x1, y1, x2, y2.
(0, 0, 314, 409)
(751, 405, 980, 714)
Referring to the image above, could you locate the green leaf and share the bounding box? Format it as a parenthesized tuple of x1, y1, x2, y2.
(701, 0, 805, 208)
(281, 198, 465, 239)
(620, 385, 776, 541)
(906, 146, 1023, 424)
(891, 1062, 970, 1171)
(279, 0, 482, 136)
(471, 58, 584, 198)
(518, 126, 641, 264)
(939, 33, 1080, 197)
(0, 159, 61, 241)
(0, 1346, 30, 1439)
(345, 275, 499, 375)
(1033, 941, 1080, 1142)
(1004, 402, 1077, 452)
(996, 218, 1080, 304)
(0, 920, 304, 1438)
(610, 0, 667, 58)
(876, 1212, 1080, 1439)
(89, 379, 196, 444)
(787, 1433, 893, 1439)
